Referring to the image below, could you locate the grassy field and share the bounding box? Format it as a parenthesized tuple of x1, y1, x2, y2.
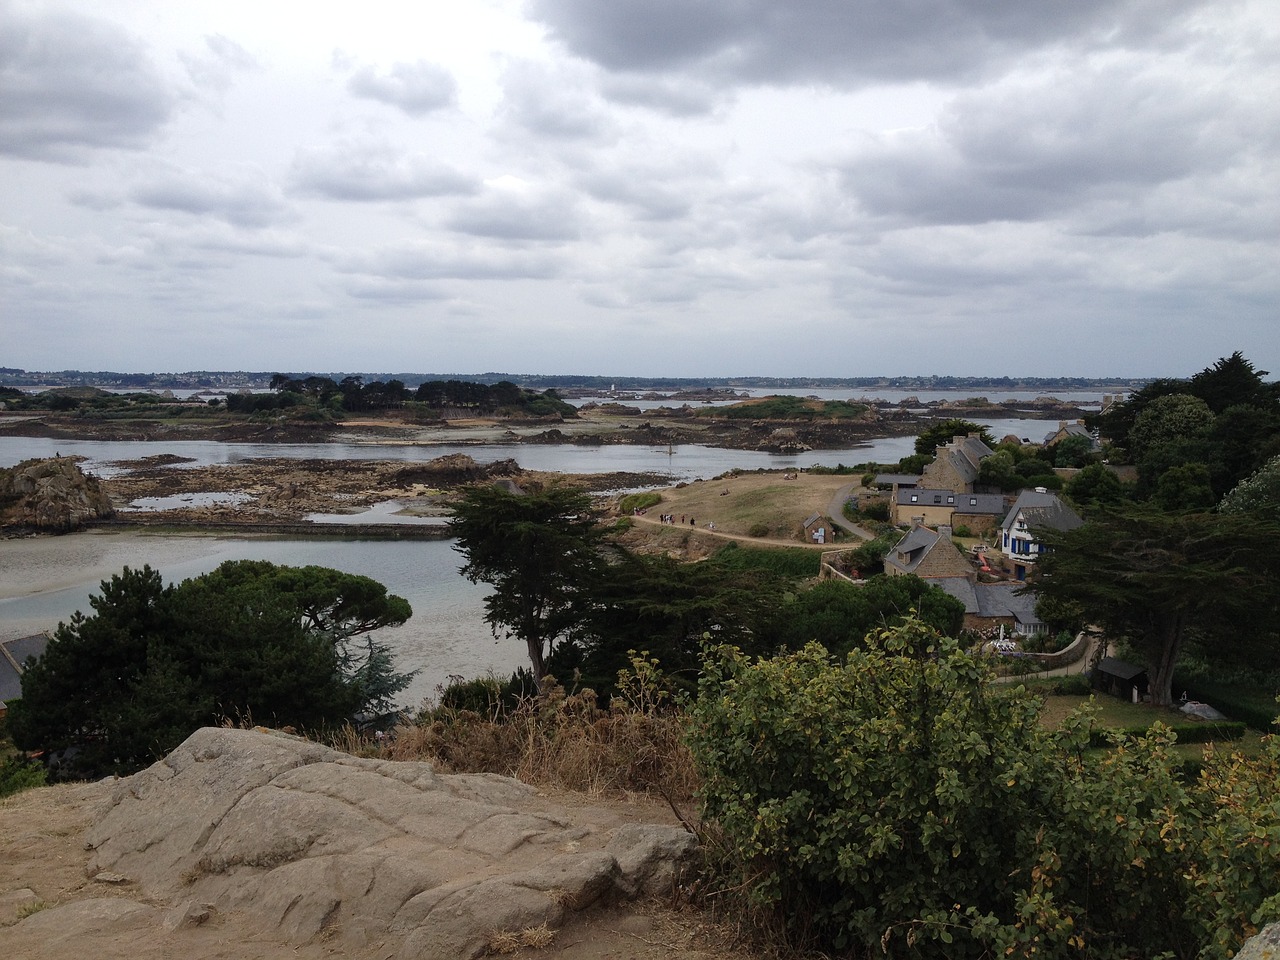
(1034, 692, 1266, 758)
(627, 470, 861, 543)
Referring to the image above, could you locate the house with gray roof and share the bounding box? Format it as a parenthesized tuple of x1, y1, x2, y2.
(0, 633, 49, 718)
(893, 488, 1006, 532)
(884, 524, 972, 580)
(999, 487, 1084, 581)
(920, 434, 994, 494)
(929, 578, 1046, 636)
(1042, 419, 1099, 449)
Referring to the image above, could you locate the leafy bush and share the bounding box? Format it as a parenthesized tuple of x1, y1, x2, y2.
(707, 542, 819, 579)
(748, 522, 770, 538)
(618, 491, 662, 513)
(860, 499, 890, 522)
(0, 755, 46, 798)
(688, 618, 1280, 959)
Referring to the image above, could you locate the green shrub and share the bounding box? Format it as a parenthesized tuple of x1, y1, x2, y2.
(860, 500, 890, 522)
(1050, 673, 1093, 696)
(618, 491, 662, 514)
(707, 543, 819, 579)
(748, 522, 770, 538)
(688, 618, 1280, 959)
(0, 756, 47, 798)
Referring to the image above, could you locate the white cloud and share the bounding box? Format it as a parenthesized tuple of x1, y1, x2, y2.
(347, 59, 458, 116)
(291, 141, 479, 201)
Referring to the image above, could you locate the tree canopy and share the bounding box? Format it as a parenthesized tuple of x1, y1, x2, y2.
(1028, 509, 1280, 705)
(449, 483, 603, 683)
(8, 562, 412, 778)
(913, 418, 993, 456)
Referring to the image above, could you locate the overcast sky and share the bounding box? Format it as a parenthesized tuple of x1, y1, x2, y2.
(2, 0, 1276, 379)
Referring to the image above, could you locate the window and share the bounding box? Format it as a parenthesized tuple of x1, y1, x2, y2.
(910, 494, 918, 503)
(969, 498, 977, 506)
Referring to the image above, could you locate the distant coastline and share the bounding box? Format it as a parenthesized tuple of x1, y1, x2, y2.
(0, 367, 1152, 394)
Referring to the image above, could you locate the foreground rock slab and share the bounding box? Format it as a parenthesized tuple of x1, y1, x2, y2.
(14, 727, 696, 960)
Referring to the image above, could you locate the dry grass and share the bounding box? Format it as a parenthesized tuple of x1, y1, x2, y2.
(377, 679, 701, 808)
(485, 923, 557, 954)
(627, 472, 857, 542)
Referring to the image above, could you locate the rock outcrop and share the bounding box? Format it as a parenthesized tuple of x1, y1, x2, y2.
(0, 456, 115, 531)
(69, 727, 696, 960)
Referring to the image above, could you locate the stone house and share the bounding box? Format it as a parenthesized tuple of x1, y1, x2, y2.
(920, 434, 994, 494)
(884, 524, 972, 579)
(802, 513, 829, 544)
(1042, 419, 1098, 449)
(883, 527, 1046, 636)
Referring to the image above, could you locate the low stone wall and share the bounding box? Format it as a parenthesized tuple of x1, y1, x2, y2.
(1020, 630, 1090, 671)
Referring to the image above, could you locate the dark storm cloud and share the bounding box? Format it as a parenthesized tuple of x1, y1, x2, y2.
(130, 167, 291, 229)
(0, 6, 174, 160)
(528, 0, 1207, 85)
(838, 63, 1242, 226)
(347, 60, 458, 116)
(291, 144, 479, 201)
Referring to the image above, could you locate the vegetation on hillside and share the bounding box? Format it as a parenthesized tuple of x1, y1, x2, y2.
(9, 562, 412, 779)
(698, 395, 869, 420)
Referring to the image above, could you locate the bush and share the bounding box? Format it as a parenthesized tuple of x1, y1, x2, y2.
(707, 542, 819, 580)
(860, 499, 890, 522)
(688, 618, 1280, 959)
(618, 491, 662, 514)
(0, 755, 46, 798)
(388, 665, 698, 804)
(748, 522, 770, 538)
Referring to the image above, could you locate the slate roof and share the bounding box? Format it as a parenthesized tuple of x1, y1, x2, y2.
(1000, 488, 1084, 534)
(896, 489, 1005, 514)
(1096, 657, 1147, 681)
(1043, 421, 1095, 446)
(875, 473, 922, 487)
(0, 634, 49, 705)
(929, 579, 1043, 627)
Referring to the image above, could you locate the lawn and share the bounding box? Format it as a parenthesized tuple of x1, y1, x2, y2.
(1033, 692, 1266, 759)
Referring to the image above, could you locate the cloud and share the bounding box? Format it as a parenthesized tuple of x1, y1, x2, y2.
(179, 33, 259, 98)
(498, 60, 616, 141)
(129, 164, 292, 229)
(836, 57, 1246, 226)
(335, 238, 566, 282)
(599, 74, 724, 116)
(347, 59, 458, 116)
(0, 6, 174, 161)
(445, 179, 586, 241)
(291, 141, 479, 201)
(528, 0, 1210, 86)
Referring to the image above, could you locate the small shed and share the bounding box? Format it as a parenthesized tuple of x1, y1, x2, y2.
(802, 513, 828, 544)
(1093, 656, 1149, 702)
